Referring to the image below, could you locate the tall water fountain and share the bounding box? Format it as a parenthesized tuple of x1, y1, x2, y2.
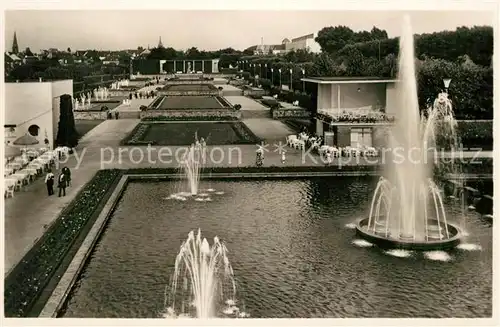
(355, 15, 463, 250)
(166, 135, 224, 201)
(163, 230, 247, 318)
(181, 143, 203, 195)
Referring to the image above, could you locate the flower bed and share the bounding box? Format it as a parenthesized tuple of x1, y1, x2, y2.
(141, 116, 239, 122)
(272, 108, 311, 119)
(121, 123, 154, 145)
(317, 111, 396, 123)
(4, 169, 123, 317)
(140, 109, 241, 120)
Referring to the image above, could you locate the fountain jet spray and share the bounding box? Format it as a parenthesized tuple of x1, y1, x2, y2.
(180, 136, 204, 195)
(164, 230, 245, 318)
(360, 15, 462, 245)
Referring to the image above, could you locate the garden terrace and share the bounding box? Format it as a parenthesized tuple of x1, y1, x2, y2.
(150, 95, 232, 110)
(157, 84, 219, 96)
(121, 121, 261, 146)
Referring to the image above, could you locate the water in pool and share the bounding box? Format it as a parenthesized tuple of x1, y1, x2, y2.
(61, 177, 492, 318)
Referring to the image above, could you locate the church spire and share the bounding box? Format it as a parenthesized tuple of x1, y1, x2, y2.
(12, 31, 19, 54)
(158, 36, 163, 48)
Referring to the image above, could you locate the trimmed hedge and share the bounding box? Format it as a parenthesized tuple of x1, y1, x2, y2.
(4, 169, 123, 317)
(141, 116, 239, 121)
(126, 165, 379, 175)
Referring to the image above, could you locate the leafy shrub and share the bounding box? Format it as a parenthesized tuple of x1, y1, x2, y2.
(261, 98, 279, 108)
(234, 104, 242, 110)
(456, 120, 493, 149)
(140, 105, 148, 111)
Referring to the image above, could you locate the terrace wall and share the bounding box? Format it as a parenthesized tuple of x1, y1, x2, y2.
(158, 90, 220, 96)
(140, 109, 241, 120)
(271, 108, 311, 119)
(74, 111, 109, 120)
(163, 80, 214, 85)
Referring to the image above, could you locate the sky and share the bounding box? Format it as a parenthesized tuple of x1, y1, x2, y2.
(4, 10, 495, 52)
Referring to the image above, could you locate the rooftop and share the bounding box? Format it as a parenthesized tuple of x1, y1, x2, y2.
(301, 77, 397, 84)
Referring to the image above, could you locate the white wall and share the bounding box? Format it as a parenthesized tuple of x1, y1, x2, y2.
(317, 84, 333, 109)
(337, 83, 386, 109)
(4, 80, 73, 149)
(287, 34, 321, 53)
(316, 82, 392, 112)
(305, 38, 321, 53)
(212, 59, 220, 73)
(385, 83, 398, 116)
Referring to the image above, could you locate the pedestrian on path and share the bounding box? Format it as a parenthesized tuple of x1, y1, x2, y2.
(62, 166, 72, 187)
(45, 170, 54, 196)
(114, 111, 119, 120)
(281, 150, 286, 164)
(325, 151, 332, 166)
(58, 173, 67, 197)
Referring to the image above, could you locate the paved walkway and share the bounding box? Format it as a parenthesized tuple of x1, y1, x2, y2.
(4, 120, 139, 273)
(243, 118, 294, 141)
(224, 96, 268, 111)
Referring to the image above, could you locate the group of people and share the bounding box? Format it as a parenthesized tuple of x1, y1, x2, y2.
(107, 111, 120, 120)
(44, 166, 72, 197)
(255, 148, 287, 167)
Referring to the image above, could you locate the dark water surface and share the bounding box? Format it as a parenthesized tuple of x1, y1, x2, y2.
(62, 177, 492, 318)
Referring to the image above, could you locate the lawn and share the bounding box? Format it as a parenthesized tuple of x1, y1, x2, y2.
(75, 120, 104, 139)
(157, 96, 229, 109)
(124, 122, 261, 145)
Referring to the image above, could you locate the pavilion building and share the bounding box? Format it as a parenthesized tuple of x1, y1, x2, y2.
(301, 77, 398, 148)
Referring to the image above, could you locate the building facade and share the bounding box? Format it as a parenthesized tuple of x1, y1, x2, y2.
(302, 77, 398, 148)
(4, 80, 73, 150)
(286, 33, 322, 53)
(132, 58, 220, 74)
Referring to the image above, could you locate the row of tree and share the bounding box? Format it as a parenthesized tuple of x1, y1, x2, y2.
(240, 53, 492, 119)
(6, 59, 129, 83)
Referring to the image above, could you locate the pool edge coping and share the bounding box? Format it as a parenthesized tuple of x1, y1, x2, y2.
(38, 170, 492, 317)
(39, 175, 130, 317)
(37, 170, 378, 317)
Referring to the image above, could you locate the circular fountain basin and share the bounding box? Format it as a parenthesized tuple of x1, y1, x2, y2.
(355, 218, 463, 251)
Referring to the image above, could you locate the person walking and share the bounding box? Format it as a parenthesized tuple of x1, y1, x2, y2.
(62, 166, 72, 187)
(114, 111, 119, 120)
(45, 170, 55, 196)
(281, 150, 286, 164)
(58, 172, 67, 197)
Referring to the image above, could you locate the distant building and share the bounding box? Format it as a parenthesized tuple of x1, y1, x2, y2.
(132, 58, 220, 74)
(245, 33, 321, 56)
(4, 79, 73, 150)
(12, 31, 19, 54)
(286, 33, 321, 53)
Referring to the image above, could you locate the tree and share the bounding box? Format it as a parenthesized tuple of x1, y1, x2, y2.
(185, 47, 201, 59)
(147, 46, 178, 60)
(370, 26, 388, 40)
(25, 47, 34, 56)
(315, 25, 356, 53)
(56, 94, 79, 148)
